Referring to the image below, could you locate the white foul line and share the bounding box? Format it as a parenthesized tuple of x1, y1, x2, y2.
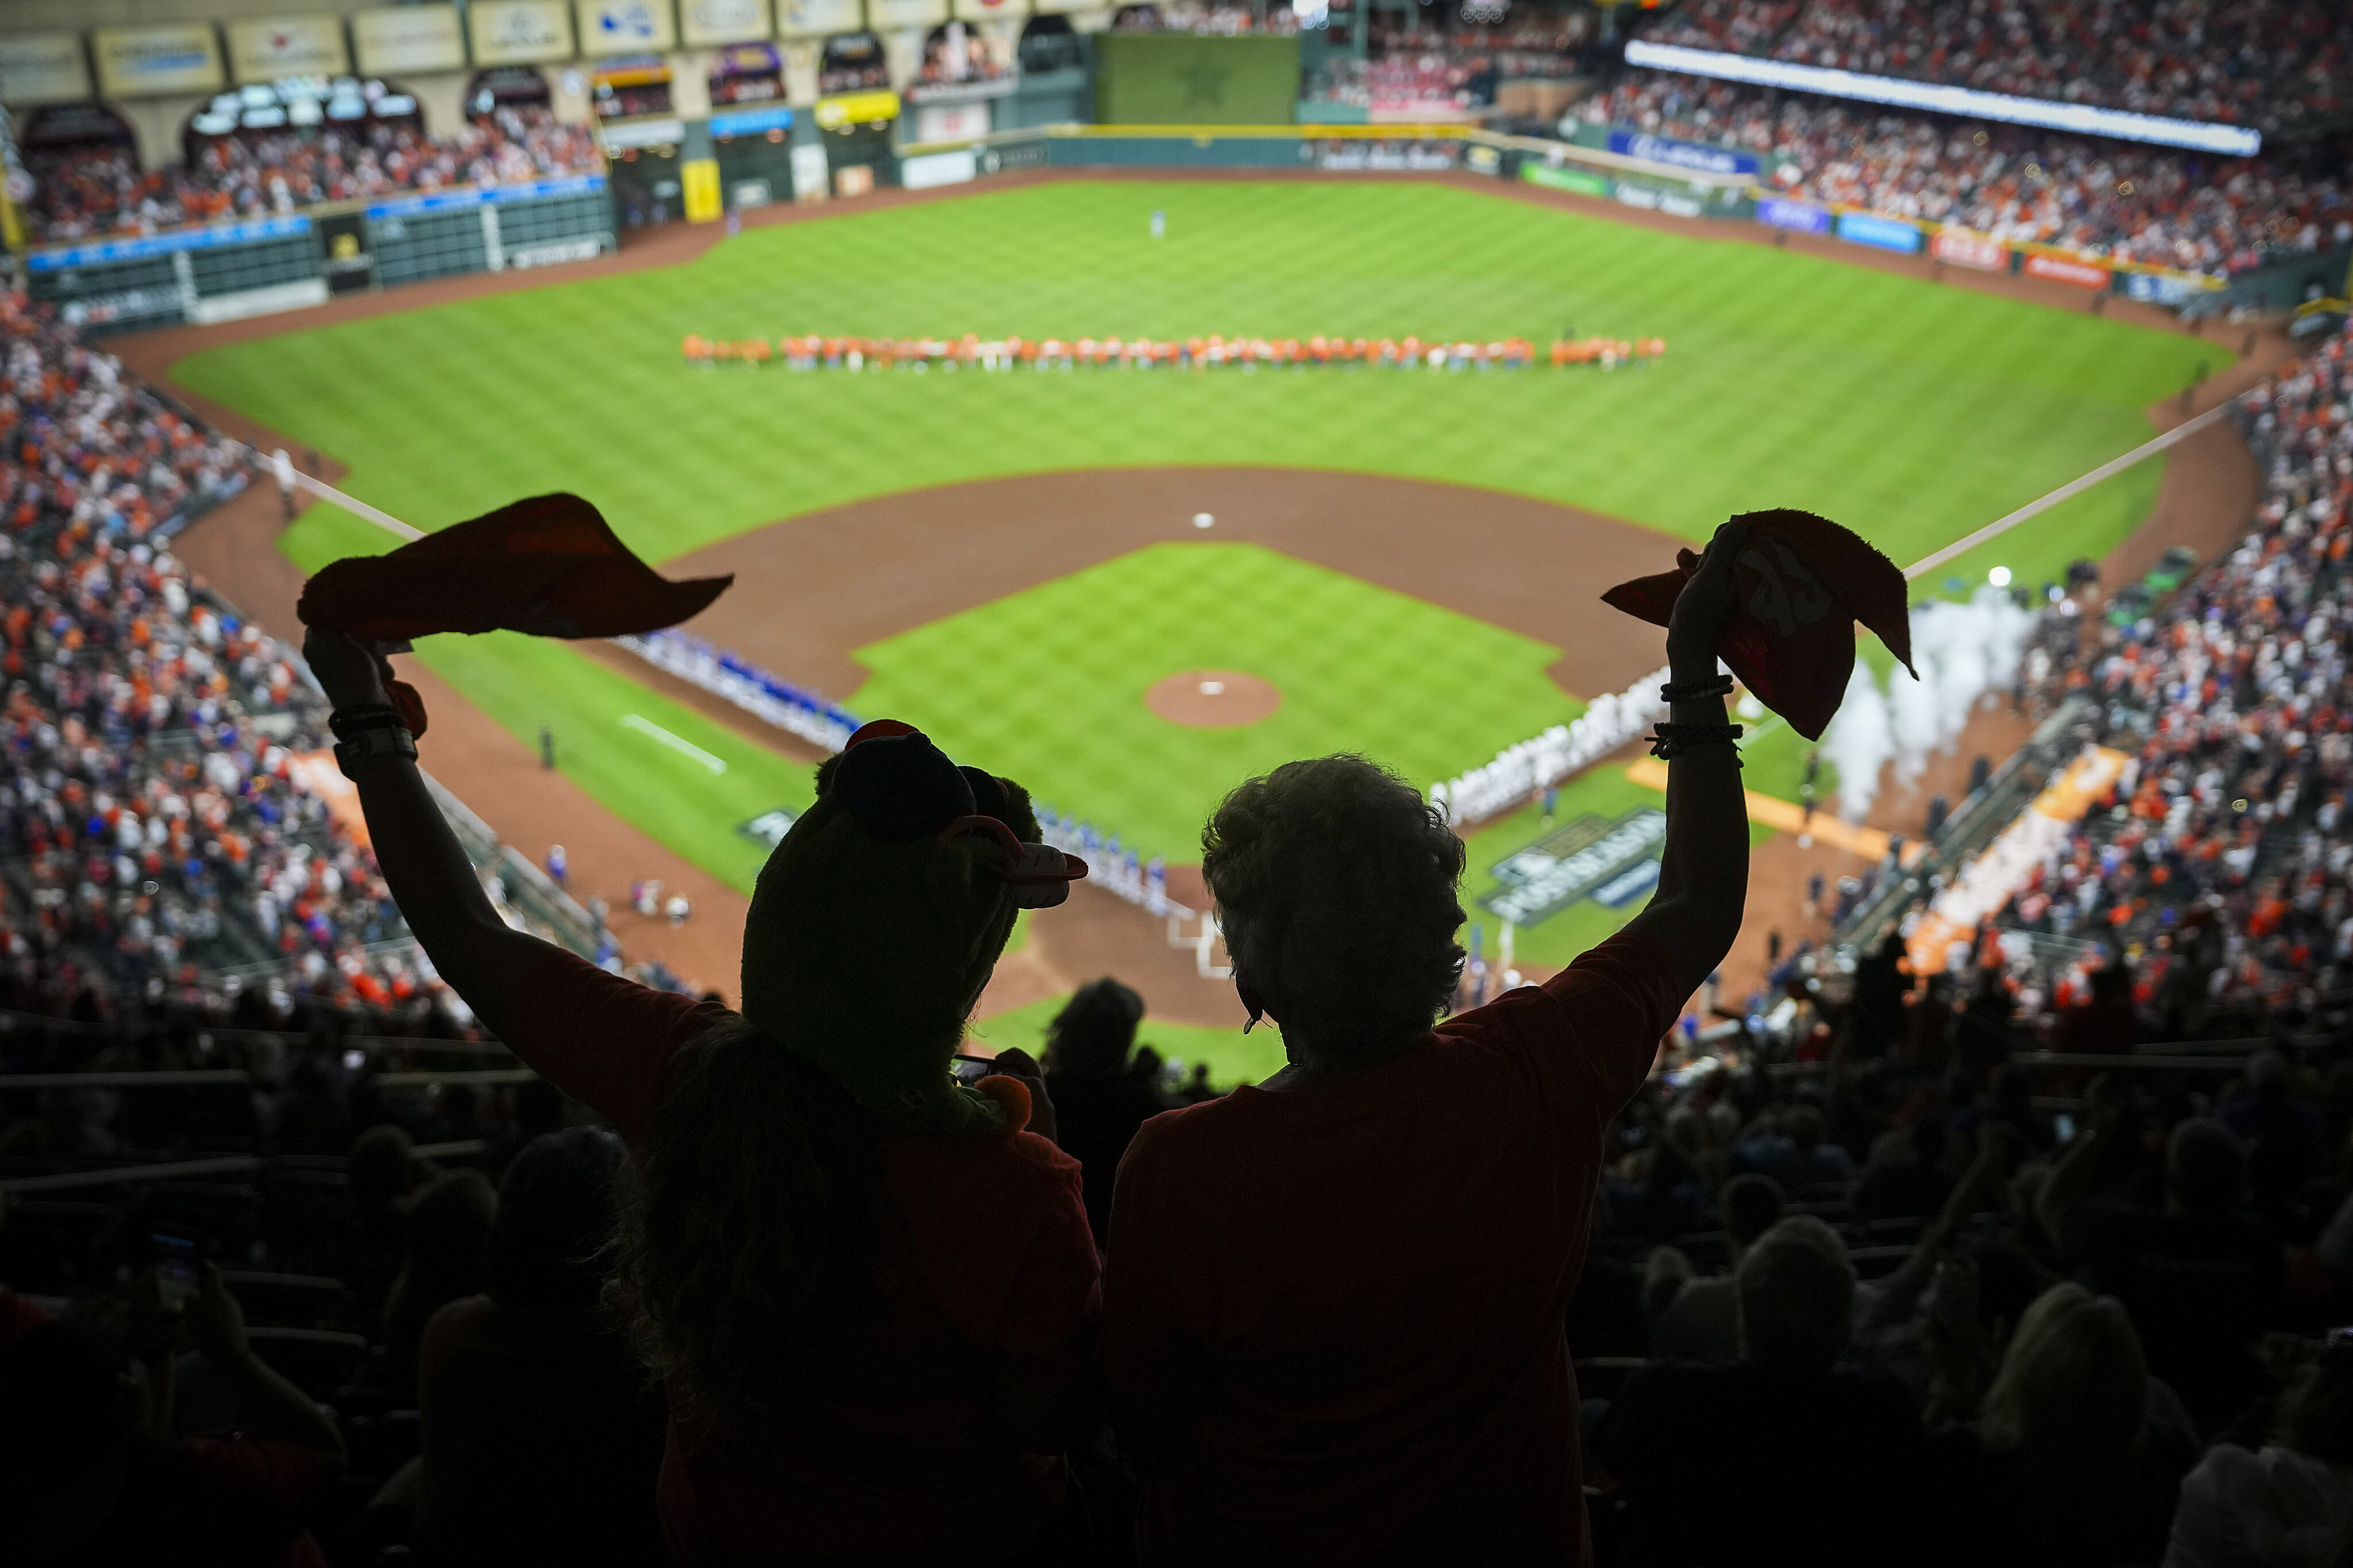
(621, 713, 727, 773)
(1903, 398, 2236, 581)
(221, 436, 424, 541)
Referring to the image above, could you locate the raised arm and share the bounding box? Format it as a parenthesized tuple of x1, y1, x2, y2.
(1623, 521, 1753, 999)
(303, 628, 566, 1048)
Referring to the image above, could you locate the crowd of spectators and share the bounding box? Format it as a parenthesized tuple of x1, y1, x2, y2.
(1983, 326, 2353, 1040)
(23, 106, 604, 247)
(1586, 67, 2351, 275)
(0, 291, 457, 1021)
(1649, 0, 2352, 135)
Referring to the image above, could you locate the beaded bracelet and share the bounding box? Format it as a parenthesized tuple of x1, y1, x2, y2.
(1659, 673, 1737, 704)
(1649, 721, 1744, 761)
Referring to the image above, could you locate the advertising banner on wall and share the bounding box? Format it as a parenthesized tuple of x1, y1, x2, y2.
(0, 33, 91, 106)
(92, 25, 226, 99)
(2024, 251, 2112, 289)
(227, 16, 352, 84)
(777, 0, 863, 36)
(1521, 161, 1610, 197)
(353, 6, 466, 76)
(902, 148, 977, 188)
(1756, 195, 1829, 235)
(1930, 227, 2007, 271)
(1837, 210, 1923, 253)
(578, 0, 677, 54)
(682, 0, 774, 46)
(814, 90, 899, 126)
(470, 1, 576, 65)
(1604, 128, 1758, 177)
(2123, 270, 2213, 307)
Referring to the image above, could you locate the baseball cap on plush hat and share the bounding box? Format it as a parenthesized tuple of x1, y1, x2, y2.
(834, 720, 1088, 907)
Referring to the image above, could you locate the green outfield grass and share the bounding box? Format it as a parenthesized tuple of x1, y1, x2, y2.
(171, 178, 2209, 955)
(967, 993, 1285, 1089)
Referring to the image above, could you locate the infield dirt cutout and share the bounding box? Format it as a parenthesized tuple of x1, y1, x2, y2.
(1147, 670, 1283, 728)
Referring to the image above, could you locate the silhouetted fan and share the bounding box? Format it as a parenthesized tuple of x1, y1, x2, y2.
(1603, 507, 1916, 741)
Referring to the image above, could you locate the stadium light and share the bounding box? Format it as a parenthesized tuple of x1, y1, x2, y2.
(1622, 41, 2262, 157)
(1989, 566, 2012, 588)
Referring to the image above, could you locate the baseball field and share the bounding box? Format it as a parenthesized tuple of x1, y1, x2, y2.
(165, 176, 2215, 1079)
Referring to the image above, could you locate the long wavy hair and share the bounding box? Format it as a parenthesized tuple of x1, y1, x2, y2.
(610, 1017, 886, 1427)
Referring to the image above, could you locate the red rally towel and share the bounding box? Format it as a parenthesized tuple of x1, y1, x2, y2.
(296, 492, 732, 738)
(1601, 508, 1915, 741)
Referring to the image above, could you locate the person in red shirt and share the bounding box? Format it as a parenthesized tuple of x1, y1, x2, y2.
(1100, 521, 1754, 1565)
(303, 629, 1103, 1568)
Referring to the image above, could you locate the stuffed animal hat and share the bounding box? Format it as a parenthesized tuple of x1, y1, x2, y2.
(739, 721, 1055, 1137)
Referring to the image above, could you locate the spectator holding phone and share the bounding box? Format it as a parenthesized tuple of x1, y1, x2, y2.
(301, 630, 1102, 1568)
(1100, 520, 1753, 1562)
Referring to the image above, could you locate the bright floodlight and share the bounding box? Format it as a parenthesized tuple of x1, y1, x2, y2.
(1989, 566, 2012, 588)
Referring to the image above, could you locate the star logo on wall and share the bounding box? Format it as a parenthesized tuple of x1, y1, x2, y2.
(1180, 58, 1228, 107)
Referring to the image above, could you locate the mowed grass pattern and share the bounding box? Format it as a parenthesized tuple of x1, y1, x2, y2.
(851, 542, 1576, 858)
(169, 179, 2210, 903)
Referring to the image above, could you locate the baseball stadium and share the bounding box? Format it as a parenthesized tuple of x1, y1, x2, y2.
(1, 0, 2351, 1562)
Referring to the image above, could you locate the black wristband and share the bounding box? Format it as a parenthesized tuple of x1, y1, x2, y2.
(334, 725, 416, 777)
(1649, 722, 1743, 761)
(329, 703, 407, 740)
(1660, 673, 1736, 704)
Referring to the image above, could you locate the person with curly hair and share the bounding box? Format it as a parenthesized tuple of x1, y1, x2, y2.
(305, 628, 1102, 1567)
(1100, 520, 1755, 1563)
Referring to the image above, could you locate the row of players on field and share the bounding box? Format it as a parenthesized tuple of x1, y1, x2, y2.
(678, 333, 1669, 370)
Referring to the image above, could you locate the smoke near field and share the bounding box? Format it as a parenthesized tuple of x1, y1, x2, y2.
(1822, 588, 2036, 820)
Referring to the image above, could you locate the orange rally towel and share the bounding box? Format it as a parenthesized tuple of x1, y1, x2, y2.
(297, 492, 734, 739)
(1601, 508, 1915, 742)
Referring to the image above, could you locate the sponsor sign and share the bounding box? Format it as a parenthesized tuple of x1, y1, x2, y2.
(1521, 161, 1608, 197)
(362, 172, 604, 219)
(1478, 809, 1668, 927)
(911, 101, 989, 140)
(599, 115, 686, 148)
(0, 33, 91, 106)
(1837, 210, 1923, 254)
(1606, 128, 1758, 177)
(508, 237, 608, 268)
(710, 103, 794, 137)
(1613, 181, 1660, 211)
(92, 24, 225, 99)
(2023, 250, 2112, 289)
(469, 0, 576, 64)
(578, 0, 677, 53)
(1930, 227, 2007, 271)
(978, 137, 1050, 174)
(58, 287, 184, 329)
(1657, 190, 1704, 218)
(226, 15, 350, 83)
(815, 90, 900, 126)
(1464, 144, 1502, 176)
(28, 214, 310, 272)
(2123, 269, 2213, 306)
(871, 0, 952, 25)
(352, 6, 466, 75)
(902, 148, 978, 188)
(739, 807, 800, 852)
(1907, 746, 2126, 976)
(1756, 195, 1829, 234)
(681, 0, 775, 45)
(777, 0, 864, 34)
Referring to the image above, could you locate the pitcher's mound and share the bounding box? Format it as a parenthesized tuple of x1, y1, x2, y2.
(1147, 670, 1281, 728)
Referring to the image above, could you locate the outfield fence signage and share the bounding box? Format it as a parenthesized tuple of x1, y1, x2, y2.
(1429, 664, 1670, 827)
(1930, 229, 2007, 271)
(612, 628, 862, 752)
(1478, 808, 1668, 926)
(1521, 161, 1609, 196)
(26, 215, 311, 273)
(2023, 252, 2112, 289)
(1755, 196, 1830, 235)
(1836, 211, 1923, 254)
(1606, 129, 1759, 179)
